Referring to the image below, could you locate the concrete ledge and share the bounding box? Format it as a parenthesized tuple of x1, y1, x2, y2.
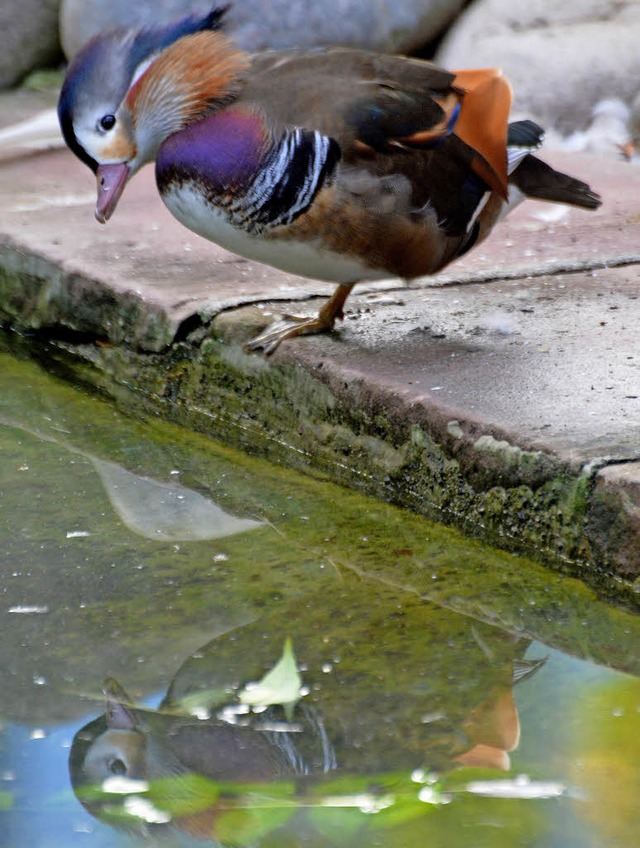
(589, 463, 640, 579)
(1, 93, 640, 588)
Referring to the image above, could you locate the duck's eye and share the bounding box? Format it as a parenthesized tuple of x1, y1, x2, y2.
(99, 114, 116, 132)
(108, 757, 127, 776)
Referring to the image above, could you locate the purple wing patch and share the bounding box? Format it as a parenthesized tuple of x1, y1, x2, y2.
(156, 107, 269, 195)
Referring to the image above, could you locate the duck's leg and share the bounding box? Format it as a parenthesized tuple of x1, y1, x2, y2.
(244, 282, 356, 356)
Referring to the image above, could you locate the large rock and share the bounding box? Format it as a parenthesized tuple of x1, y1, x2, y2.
(0, 0, 62, 88)
(59, 0, 211, 58)
(59, 0, 464, 59)
(437, 0, 640, 133)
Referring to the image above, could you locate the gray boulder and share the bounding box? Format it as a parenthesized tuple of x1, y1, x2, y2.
(59, 0, 211, 58)
(0, 0, 62, 88)
(60, 0, 464, 59)
(437, 0, 640, 133)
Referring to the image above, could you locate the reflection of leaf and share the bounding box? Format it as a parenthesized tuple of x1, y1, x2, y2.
(145, 773, 220, 817)
(76, 773, 220, 828)
(238, 638, 303, 718)
(441, 765, 514, 789)
(216, 805, 294, 846)
(91, 458, 264, 541)
(174, 686, 233, 718)
(570, 677, 640, 847)
(309, 805, 368, 842)
(76, 763, 552, 845)
(0, 790, 14, 810)
(308, 771, 442, 835)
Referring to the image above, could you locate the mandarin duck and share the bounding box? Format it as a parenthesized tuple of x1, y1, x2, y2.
(58, 7, 601, 354)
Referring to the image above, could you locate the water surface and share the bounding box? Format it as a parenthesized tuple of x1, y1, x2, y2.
(1, 343, 639, 848)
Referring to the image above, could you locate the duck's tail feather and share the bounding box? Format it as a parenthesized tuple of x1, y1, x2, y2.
(511, 154, 602, 209)
(507, 119, 544, 149)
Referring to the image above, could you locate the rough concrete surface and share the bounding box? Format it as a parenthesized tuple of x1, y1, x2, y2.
(1, 92, 639, 587)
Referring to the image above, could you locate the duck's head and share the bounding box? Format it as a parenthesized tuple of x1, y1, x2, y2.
(58, 6, 248, 222)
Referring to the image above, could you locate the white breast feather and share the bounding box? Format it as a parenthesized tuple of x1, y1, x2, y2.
(163, 184, 386, 283)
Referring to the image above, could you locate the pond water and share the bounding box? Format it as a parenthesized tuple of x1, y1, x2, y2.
(2, 340, 640, 848)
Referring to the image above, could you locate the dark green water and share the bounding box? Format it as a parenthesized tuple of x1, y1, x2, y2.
(2, 344, 640, 848)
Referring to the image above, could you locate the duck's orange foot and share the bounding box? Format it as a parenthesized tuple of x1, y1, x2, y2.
(244, 282, 356, 356)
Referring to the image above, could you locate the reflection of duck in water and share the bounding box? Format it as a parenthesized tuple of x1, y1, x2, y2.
(78, 668, 335, 783)
(71, 675, 337, 840)
(70, 588, 545, 842)
(453, 657, 545, 772)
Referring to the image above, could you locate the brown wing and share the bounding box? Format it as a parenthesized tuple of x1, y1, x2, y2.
(244, 48, 461, 157)
(242, 48, 518, 248)
(244, 50, 512, 201)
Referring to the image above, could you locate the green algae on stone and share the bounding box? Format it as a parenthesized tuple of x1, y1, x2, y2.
(1, 322, 631, 586)
(0, 241, 176, 351)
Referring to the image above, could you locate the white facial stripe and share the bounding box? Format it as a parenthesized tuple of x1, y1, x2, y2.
(130, 52, 161, 88)
(74, 122, 133, 164)
(75, 126, 111, 162)
(72, 100, 119, 161)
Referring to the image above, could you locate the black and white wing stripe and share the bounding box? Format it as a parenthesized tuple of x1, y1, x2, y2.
(230, 128, 341, 232)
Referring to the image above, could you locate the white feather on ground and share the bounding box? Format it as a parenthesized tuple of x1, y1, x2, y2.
(0, 107, 63, 153)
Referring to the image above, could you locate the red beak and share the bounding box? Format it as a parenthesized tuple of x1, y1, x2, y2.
(95, 163, 130, 223)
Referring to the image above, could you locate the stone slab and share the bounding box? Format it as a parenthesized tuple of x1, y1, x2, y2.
(265, 264, 640, 466)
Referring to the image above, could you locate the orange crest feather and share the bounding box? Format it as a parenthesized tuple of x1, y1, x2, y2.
(127, 31, 250, 126)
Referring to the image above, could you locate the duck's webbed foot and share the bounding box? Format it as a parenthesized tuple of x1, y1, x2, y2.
(244, 283, 356, 356)
(245, 313, 335, 356)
